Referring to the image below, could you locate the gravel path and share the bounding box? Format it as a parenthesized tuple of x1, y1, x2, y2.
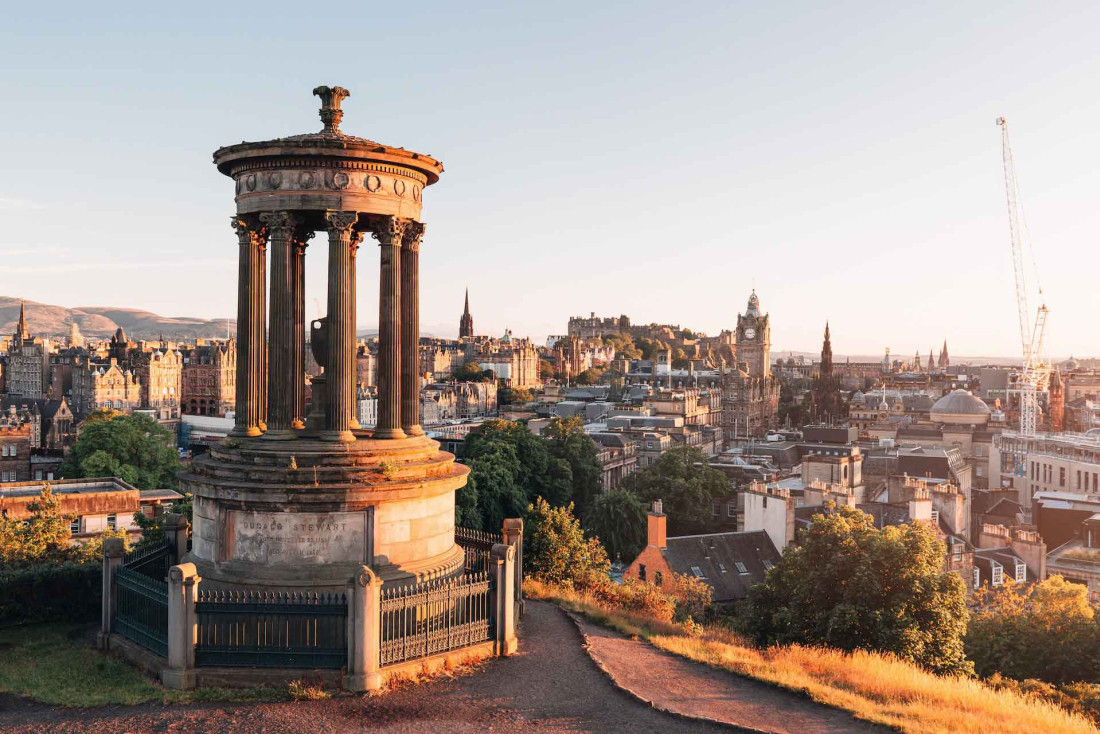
(0, 601, 726, 734)
(573, 615, 890, 733)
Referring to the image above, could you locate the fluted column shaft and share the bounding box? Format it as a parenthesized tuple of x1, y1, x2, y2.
(262, 211, 296, 439)
(291, 233, 311, 429)
(323, 211, 360, 442)
(400, 223, 425, 437)
(230, 217, 267, 437)
(373, 216, 405, 440)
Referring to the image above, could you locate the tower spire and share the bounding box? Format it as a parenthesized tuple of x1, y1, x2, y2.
(15, 299, 29, 343)
(459, 288, 474, 339)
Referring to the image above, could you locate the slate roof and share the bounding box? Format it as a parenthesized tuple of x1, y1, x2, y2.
(660, 530, 780, 602)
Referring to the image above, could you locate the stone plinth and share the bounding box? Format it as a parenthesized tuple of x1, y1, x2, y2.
(180, 434, 468, 591)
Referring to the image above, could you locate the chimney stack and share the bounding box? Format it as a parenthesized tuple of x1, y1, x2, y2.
(647, 500, 667, 549)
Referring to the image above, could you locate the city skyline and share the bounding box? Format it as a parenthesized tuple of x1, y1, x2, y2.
(2, 2, 1098, 357)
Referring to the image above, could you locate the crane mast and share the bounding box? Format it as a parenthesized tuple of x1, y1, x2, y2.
(997, 117, 1050, 437)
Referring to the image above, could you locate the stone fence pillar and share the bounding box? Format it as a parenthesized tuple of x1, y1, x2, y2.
(491, 543, 517, 656)
(162, 563, 200, 690)
(502, 518, 524, 618)
(344, 565, 383, 692)
(96, 537, 126, 650)
(163, 513, 190, 566)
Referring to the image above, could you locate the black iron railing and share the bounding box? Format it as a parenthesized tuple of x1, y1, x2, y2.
(379, 572, 493, 667)
(454, 527, 502, 574)
(113, 566, 169, 656)
(194, 590, 348, 669)
(124, 539, 171, 580)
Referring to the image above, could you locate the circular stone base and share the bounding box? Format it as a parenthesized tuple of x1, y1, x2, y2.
(179, 433, 470, 592)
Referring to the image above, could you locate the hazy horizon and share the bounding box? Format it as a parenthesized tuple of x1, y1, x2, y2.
(2, 2, 1098, 358)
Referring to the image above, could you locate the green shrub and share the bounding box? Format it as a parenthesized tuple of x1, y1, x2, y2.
(0, 562, 101, 625)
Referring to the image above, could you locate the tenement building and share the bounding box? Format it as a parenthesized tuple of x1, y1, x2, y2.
(4, 302, 50, 400)
(181, 340, 237, 417)
(721, 291, 779, 437)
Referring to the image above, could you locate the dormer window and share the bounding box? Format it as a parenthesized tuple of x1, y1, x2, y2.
(735, 561, 749, 574)
(690, 566, 704, 578)
(1015, 563, 1026, 582)
(991, 563, 1004, 586)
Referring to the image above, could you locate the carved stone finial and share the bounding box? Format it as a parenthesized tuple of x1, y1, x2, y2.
(313, 85, 350, 135)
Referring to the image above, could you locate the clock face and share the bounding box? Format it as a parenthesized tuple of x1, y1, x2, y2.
(744, 328, 756, 340)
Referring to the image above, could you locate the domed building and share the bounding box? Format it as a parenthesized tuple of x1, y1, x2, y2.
(930, 390, 991, 426)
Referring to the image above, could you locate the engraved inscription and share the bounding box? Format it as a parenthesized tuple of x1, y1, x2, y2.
(229, 510, 368, 565)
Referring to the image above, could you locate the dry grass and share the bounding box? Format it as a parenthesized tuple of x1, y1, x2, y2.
(287, 679, 331, 701)
(527, 580, 1097, 734)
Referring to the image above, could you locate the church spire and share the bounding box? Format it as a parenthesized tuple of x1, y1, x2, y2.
(820, 321, 833, 375)
(459, 288, 474, 339)
(15, 299, 30, 343)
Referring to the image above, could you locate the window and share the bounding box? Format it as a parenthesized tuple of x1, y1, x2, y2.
(1, 445, 7, 457)
(991, 563, 1004, 586)
(1060, 467, 1066, 487)
(690, 566, 704, 578)
(735, 561, 749, 574)
(931, 510, 940, 524)
(762, 560, 774, 570)
(727, 502, 736, 518)
(711, 502, 720, 516)
(977, 465, 984, 478)
(654, 571, 663, 587)
(7, 445, 14, 457)
(717, 562, 727, 573)
(973, 567, 980, 590)
(1015, 563, 1026, 582)
(107, 514, 117, 530)
(638, 563, 646, 581)
(70, 517, 81, 535)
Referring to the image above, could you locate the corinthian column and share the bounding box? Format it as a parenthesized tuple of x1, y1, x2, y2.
(291, 230, 313, 430)
(372, 216, 406, 440)
(230, 216, 267, 437)
(261, 211, 296, 439)
(323, 211, 360, 442)
(400, 222, 425, 437)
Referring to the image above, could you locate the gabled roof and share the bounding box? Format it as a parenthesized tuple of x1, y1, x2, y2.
(660, 530, 780, 602)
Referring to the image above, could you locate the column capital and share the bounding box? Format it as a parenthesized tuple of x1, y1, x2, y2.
(402, 221, 425, 252)
(325, 210, 359, 234)
(259, 210, 297, 234)
(370, 215, 407, 247)
(231, 216, 267, 248)
(293, 229, 315, 256)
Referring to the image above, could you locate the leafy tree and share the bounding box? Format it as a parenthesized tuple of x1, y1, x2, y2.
(0, 485, 127, 567)
(620, 446, 730, 535)
(544, 417, 602, 518)
(573, 366, 606, 386)
(454, 361, 494, 383)
(681, 328, 696, 340)
(458, 420, 573, 530)
(672, 348, 690, 369)
(635, 337, 668, 361)
(778, 380, 808, 427)
(539, 360, 556, 381)
(585, 488, 647, 562)
(61, 412, 180, 490)
(967, 575, 1099, 683)
(502, 387, 534, 405)
(525, 497, 609, 585)
(745, 505, 972, 676)
(602, 333, 640, 360)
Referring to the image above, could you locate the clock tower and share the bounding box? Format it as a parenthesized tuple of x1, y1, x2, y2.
(736, 290, 770, 378)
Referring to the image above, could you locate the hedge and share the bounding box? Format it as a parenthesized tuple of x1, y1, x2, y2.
(0, 562, 101, 625)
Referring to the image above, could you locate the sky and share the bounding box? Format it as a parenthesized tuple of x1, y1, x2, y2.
(1, 1, 1098, 359)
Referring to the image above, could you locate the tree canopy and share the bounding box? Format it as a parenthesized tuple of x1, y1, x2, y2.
(584, 487, 647, 562)
(745, 504, 972, 676)
(524, 497, 609, 585)
(454, 361, 495, 383)
(543, 417, 603, 519)
(620, 446, 729, 535)
(60, 412, 180, 490)
(0, 485, 126, 567)
(967, 575, 1099, 683)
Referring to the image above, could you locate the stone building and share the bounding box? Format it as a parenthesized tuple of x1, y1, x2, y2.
(0, 412, 32, 483)
(0, 397, 74, 450)
(71, 358, 141, 418)
(181, 341, 236, 417)
(567, 312, 631, 340)
(459, 288, 474, 339)
(720, 292, 779, 438)
(4, 302, 50, 400)
(135, 348, 183, 420)
(465, 333, 540, 389)
(420, 339, 465, 381)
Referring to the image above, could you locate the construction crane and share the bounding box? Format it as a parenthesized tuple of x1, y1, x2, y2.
(997, 116, 1051, 436)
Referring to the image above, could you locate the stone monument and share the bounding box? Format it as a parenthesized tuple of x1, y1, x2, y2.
(181, 86, 469, 591)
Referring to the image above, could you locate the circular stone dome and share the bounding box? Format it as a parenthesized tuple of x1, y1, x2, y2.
(930, 389, 991, 425)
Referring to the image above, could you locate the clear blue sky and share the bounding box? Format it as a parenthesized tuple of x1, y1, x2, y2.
(2, 1, 1097, 359)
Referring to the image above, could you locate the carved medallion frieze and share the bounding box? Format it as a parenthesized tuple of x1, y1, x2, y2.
(365, 174, 382, 192)
(245, 173, 257, 191)
(298, 171, 316, 189)
(267, 172, 284, 189)
(333, 171, 350, 189)
(393, 179, 407, 197)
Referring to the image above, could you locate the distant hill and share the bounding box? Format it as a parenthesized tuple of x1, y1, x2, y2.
(0, 297, 235, 341)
